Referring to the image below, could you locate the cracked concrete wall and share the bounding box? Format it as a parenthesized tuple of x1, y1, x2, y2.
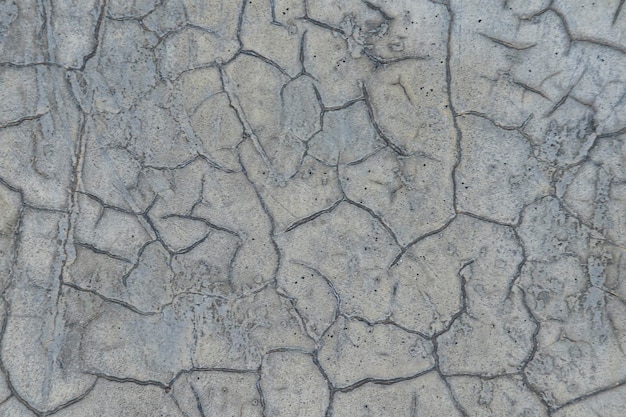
(0, 0, 625, 415)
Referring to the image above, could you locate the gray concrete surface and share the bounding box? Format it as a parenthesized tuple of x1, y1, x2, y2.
(1, 0, 625, 415)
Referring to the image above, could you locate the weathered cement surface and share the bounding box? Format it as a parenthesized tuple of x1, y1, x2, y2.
(0, 0, 625, 415)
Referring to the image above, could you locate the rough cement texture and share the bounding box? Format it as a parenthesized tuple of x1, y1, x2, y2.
(0, 0, 625, 415)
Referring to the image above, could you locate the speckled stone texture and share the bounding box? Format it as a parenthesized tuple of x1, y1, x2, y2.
(0, 0, 625, 416)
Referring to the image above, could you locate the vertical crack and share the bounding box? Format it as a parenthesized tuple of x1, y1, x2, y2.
(78, 0, 107, 71)
(613, 0, 625, 25)
(443, 2, 463, 214)
(360, 81, 408, 156)
(255, 367, 267, 417)
(218, 64, 275, 175)
(190, 383, 207, 417)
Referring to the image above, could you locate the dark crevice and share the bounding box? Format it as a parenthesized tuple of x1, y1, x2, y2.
(63, 282, 159, 316)
(86, 372, 168, 389)
(74, 239, 133, 264)
(550, 377, 626, 412)
(343, 197, 401, 248)
(76, 0, 108, 72)
(360, 81, 408, 156)
(614, 0, 626, 25)
(284, 199, 343, 232)
(0, 112, 49, 129)
(390, 215, 457, 268)
(336, 368, 436, 393)
(43, 379, 98, 416)
(240, 49, 291, 78)
(479, 33, 537, 51)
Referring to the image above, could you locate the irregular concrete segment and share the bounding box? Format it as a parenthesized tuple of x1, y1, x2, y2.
(390, 215, 525, 336)
(551, 383, 626, 417)
(171, 371, 262, 417)
(456, 114, 552, 224)
(261, 351, 329, 417)
(340, 148, 455, 246)
(448, 375, 549, 417)
(276, 202, 399, 322)
(53, 379, 183, 417)
(3, 211, 96, 413)
(0, 396, 37, 417)
(317, 316, 434, 389)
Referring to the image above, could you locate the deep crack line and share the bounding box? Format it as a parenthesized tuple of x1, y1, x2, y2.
(218, 64, 275, 175)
